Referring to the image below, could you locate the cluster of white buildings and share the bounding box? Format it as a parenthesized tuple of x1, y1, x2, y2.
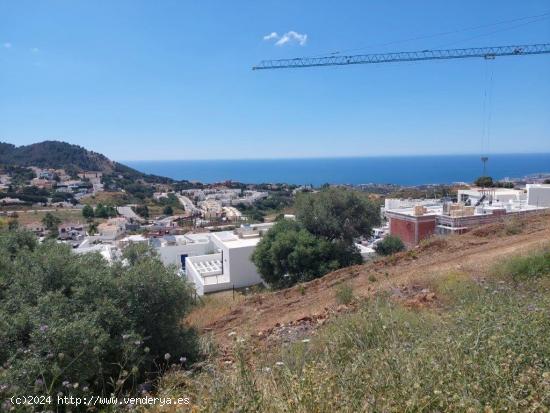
(61, 182, 550, 296)
(71, 220, 276, 295)
(14, 167, 103, 200)
(181, 188, 268, 206)
(175, 188, 268, 221)
(69, 213, 376, 296)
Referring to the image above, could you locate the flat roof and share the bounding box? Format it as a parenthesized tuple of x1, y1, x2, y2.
(213, 231, 262, 248)
(459, 188, 524, 195)
(387, 202, 547, 218)
(386, 205, 443, 217)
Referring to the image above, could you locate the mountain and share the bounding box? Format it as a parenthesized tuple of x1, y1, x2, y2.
(0, 140, 173, 183)
(0, 141, 117, 171)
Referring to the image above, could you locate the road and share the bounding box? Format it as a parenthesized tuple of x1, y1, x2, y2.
(177, 195, 200, 214)
(116, 206, 143, 221)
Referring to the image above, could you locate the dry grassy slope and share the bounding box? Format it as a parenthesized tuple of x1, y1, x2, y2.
(192, 213, 550, 349)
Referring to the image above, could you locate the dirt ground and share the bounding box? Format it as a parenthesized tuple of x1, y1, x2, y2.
(188, 213, 550, 352)
(1, 207, 86, 226)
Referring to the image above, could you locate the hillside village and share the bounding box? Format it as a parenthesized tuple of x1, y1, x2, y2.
(2, 0, 550, 409)
(2, 153, 550, 298)
(2, 143, 550, 413)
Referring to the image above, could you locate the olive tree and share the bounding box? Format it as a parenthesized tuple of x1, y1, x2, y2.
(252, 220, 363, 288)
(295, 188, 380, 243)
(0, 230, 198, 405)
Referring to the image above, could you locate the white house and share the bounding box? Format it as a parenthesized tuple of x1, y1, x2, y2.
(153, 223, 274, 295)
(151, 233, 216, 270)
(74, 240, 120, 263)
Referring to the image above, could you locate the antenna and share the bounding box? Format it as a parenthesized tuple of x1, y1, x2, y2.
(481, 156, 489, 176)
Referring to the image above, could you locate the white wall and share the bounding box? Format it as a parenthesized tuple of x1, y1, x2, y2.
(527, 185, 550, 207)
(98, 229, 119, 241)
(210, 236, 263, 290)
(184, 253, 233, 296)
(185, 259, 205, 296)
(157, 240, 214, 269)
(227, 245, 263, 288)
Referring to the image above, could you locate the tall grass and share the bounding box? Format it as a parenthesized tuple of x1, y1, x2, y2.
(493, 248, 550, 281)
(154, 250, 550, 412)
(334, 282, 354, 305)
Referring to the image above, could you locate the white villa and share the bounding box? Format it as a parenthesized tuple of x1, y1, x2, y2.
(152, 223, 274, 295)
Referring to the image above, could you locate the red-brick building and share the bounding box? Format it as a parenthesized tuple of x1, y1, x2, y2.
(386, 203, 547, 248)
(386, 210, 438, 248)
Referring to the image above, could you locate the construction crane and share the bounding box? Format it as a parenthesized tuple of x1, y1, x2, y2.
(253, 42, 550, 177)
(252, 43, 550, 70)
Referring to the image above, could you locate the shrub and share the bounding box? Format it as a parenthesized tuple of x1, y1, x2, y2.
(82, 204, 94, 219)
(0, 231, 198, 405)
(374, 235, 405, 256)
(41, 212, 61, 230)
(42, 212, 61, 239)
(335, 283, 354, 305)
(133, 204, 149, 218)
(94, 203, 117, 218)
(474, 176, 493, 187)
(493, 249, 550, 281)
(504, 218, 524, 235)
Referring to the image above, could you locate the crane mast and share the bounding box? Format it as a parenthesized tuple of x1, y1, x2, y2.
(253, 43, 550, 70)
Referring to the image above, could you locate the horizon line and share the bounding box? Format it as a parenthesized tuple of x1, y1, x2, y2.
(119, 152, 550, 163)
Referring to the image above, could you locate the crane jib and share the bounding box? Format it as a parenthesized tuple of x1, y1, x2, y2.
(252, 43, 550, 70)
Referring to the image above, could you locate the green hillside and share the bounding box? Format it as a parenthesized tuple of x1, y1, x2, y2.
(0, 140, 174, 184)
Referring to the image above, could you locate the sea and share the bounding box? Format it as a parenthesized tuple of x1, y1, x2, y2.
(124, 153, 550, 186)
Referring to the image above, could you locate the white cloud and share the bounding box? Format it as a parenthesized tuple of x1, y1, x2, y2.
(275, 31, 307, 46)
(3, 42, 12, 49)
(263, 31, 307, 46)
(263, 32, 278, 41)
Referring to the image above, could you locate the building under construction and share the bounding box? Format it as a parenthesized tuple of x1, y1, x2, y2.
(385, 185, 550, 248)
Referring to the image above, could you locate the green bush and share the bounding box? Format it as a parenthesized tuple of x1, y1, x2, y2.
(494, 249, 550, 281)
(133, 204, 149, 218)
(0, 231, 198, 405)
(42, 212, 61, 239)
(504, 218, 524, 235)
(335, 283, 354, 305)
(374, 235, 405, 256)
(82, 204, 94, 219)
(94, 203, 117, 218)
(474, 175, 494, 187)
(252, 220, 361, 287)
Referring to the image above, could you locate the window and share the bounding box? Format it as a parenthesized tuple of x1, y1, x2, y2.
(180, 254, 188, 269)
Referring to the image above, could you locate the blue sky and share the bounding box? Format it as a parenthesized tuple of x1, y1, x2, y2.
(1, 0, 549, 160)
